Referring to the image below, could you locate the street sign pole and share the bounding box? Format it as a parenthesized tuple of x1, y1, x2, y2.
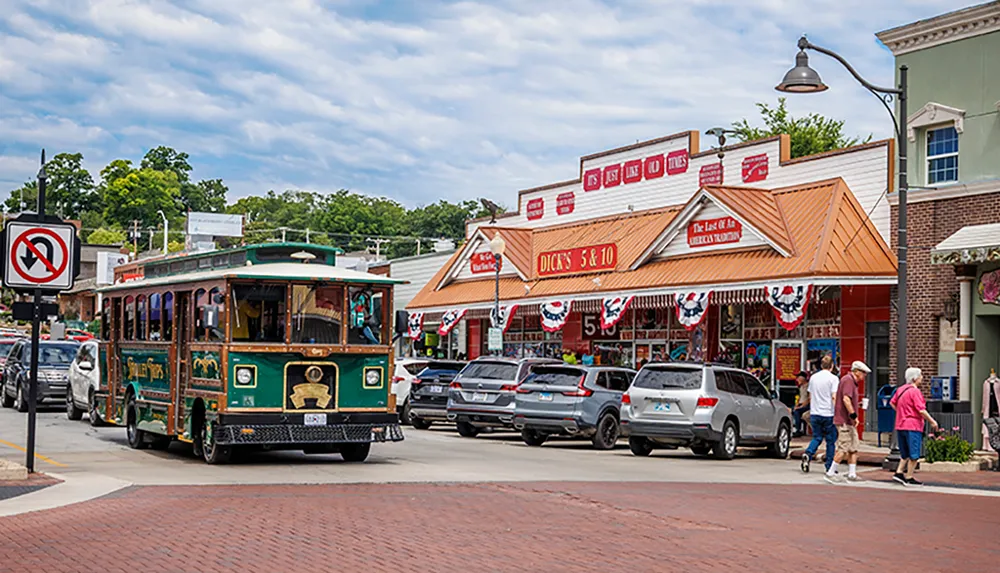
(25, 150, 47, 474)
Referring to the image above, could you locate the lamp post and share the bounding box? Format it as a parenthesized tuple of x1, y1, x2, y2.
(157, 210, 169, 255)
(777, 35, 908, 469)
(488, 232, 506, 355)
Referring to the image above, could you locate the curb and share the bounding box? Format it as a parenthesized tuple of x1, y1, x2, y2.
(0, 472, 133, 517)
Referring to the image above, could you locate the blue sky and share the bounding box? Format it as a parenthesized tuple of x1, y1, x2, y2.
(0, 0, 968, 208)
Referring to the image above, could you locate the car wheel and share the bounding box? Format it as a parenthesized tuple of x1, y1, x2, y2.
(691, 445, 712, 456)
(199, 420, 231, 464)
(713, 420, 738, 460)
(456, 421, 479, 438)
(1, 385, 14, 408)
(88, 389, 104, 427)
(126, 395, 148, 449)
(628, 436, 653, 457)
(592, 413, 619, 450)
(399, 400, 412, 427)
(768, 422, 792, 459)
(16, 384, 28, 413)
(410, 417, 432, 430)
(340, 442, 371, 462)
(521, 429, 547, 447)
(66, 387, 84, 421)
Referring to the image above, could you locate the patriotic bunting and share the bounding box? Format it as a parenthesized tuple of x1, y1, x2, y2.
(601, 295, 634, 330)
(490, 304, 520, 333)
(675, 291, 712, 330)
(540, 299, 573, 333)
(765, 284, 813, 331)
(438, 308, 467, 336)
(406, 312, 425, 340)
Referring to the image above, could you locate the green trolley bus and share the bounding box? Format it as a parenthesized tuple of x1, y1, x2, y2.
(95, 242, 405, 463)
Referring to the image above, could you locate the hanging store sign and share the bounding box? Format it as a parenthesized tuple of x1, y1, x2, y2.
(742, 153, 769, 183)
(765, 284, 813, 331)
(580, 148, 689, 193)
(469, 252, 500, 274)
(540, 299, 573, 332)
(556, 192, 575, 215)
(536, 243, 617, 277)
(526, 198, 545, 220)
(699, 163, 723, 186)
(687, 216, 743, 248)
(774, 345, 803, 381)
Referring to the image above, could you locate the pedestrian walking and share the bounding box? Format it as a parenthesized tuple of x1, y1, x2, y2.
(890, 367, 939, 486)
(801, 355, 839, 473)
(825, 361, 870, 484)
(792, 371, 810, 437)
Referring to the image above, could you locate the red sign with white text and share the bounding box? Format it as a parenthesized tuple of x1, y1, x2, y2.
(742, 153, 769, 183)
(687, 216, 743, 248)
(526, 198, 545, 220)
(666, 149, 689, 175)
(643, 154, 664, 179)
(470, 252, 501, 274)
(699, 163, 723, 186)
(602, 164, 621, 188)
(556, 192, 575, 215)
(622, 159, 643, 184)
(583, 168, 602, 191)
(537, 243, 618, 277)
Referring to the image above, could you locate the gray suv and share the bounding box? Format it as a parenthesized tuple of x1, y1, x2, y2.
(621, 363, 792, 460)
(513, 365, 635, 449)
(446, 357, 559, 437)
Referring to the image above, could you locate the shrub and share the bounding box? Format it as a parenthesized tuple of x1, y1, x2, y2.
(924, 427, 975, 464)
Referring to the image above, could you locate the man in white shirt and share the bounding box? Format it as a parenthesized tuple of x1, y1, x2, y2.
(801, 355, 839, 474)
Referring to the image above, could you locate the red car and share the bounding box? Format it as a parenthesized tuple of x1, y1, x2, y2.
(65, 329, 95, 342)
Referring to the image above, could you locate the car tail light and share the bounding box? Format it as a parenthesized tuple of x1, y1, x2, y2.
(561, 375, 592, 398)
(696, 396, 719, 408)
(500, 383, 519, 392)
(515, 385, 532, 394)
(449, 381, 461, 389)
(391, 376, 405, 384)
(621, 393, 631, 405)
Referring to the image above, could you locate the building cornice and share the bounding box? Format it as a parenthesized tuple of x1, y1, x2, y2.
(888, 178, 1000, 205)
(876, 1, 1000, 56)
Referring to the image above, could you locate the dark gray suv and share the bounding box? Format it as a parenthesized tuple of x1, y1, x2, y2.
(513, 365, 635, 449)
(446, 357, 559, 437)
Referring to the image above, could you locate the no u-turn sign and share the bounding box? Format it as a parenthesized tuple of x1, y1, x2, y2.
(2, 218, 80, 291)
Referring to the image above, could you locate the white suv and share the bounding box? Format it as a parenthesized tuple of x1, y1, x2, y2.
(67, 341, 104, 426)
(391, 358, 428, 423)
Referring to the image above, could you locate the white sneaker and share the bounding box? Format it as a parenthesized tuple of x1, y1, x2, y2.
(846, 475, 863, 483)
(824, 473, 845, 485)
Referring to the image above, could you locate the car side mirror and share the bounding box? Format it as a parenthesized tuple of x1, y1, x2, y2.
(771, 390, 779, 400)
(79, 361, 94, 371)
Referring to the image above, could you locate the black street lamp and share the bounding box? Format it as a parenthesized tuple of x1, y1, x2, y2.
(777, 35, 908, 469)
(488, 232, 506, 355)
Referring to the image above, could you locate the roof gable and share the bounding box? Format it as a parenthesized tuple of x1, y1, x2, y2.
(434, 227, 530, 290)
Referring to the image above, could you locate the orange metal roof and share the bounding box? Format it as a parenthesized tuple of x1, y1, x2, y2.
(407, 178, 896, 310)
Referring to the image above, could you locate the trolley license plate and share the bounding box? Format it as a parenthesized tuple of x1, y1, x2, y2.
(472, 392, 489, 402)
(304, 413, 327, 426)
(653, 402, 671, 412)
(538, 392, 553, 401)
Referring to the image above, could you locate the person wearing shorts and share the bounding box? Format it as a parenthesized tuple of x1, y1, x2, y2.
(890, 367, 939, 486)
(825, 361, 869, 484)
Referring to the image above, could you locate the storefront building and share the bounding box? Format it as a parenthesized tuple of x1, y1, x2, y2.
(406, 131, 898, 409)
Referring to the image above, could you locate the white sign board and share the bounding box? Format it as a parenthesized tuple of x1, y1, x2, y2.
(96, 251, 129, 286)
(187, 212, 243, 237)
(3, 221, 78, 291)
(487, 327, 503, 352)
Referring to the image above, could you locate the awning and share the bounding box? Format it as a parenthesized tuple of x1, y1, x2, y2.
(931, 223, 1000, 265)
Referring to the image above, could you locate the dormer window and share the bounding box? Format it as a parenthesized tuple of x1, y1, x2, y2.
(927, 126, 958, 184)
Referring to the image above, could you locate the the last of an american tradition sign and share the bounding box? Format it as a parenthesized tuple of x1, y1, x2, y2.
(687, 216, 742, 248)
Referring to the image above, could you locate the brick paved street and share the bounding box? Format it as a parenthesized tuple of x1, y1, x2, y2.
(2, 481, 998, 573)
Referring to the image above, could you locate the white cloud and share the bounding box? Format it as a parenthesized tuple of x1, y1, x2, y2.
(0, 0, 965, 208)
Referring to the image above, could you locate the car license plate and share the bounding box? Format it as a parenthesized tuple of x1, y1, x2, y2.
(539, 392, 553, 401)
(653, 402, 671, 412)
(472, 392, 488, 402)
(304, 413, 327, 426)
(430, 385, 443, 393)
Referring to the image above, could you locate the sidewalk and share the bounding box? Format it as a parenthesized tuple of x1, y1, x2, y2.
(867, 469, 1000, 492)
(790, 437, 889, 466)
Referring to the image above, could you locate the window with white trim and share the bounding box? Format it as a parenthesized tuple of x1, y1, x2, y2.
(926, 126, 958, 184)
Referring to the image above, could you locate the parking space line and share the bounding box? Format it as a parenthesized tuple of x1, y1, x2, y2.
(0, 438, 67, 468)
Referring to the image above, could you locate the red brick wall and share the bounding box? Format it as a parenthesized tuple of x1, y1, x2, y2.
(889, 191, 1000, 386)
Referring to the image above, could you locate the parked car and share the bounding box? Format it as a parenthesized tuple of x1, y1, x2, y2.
(65, 328, 95, 342)
(391, 358, 429, 424)
(514, 365, 635, 449)
(0, 339, 18, 386)
(0, 340, 80, 412)
(406, 360, 468, 429)
(67, 341, 104, 425)
(620, 363, 792, 460)
(446, 357, 560, 437)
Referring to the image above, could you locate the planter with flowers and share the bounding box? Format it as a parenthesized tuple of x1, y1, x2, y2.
(920, 427, 985, 472)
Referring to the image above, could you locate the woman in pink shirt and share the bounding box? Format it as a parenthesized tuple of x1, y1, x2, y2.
(889, 367, 939, 486)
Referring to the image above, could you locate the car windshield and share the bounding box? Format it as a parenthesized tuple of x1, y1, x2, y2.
(632, 366, 702, 390)
(460, 361, 519, 381)
(25, 344, 78, 366)
(522, 367, 585, 386)
(418, 368, 463, 380)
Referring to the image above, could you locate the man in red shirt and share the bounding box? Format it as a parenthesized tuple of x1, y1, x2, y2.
(825, 361, 870, 484)
(890, 367, 939, 486)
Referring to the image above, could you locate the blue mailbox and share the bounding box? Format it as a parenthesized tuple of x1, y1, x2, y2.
(876, 384, 897, 446)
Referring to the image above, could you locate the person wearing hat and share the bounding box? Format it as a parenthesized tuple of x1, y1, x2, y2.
(825, 360, 871, 484)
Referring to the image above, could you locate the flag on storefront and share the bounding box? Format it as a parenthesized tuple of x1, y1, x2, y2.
(438, 308, 467, 336)
(490, 304, 520, 333)
(601, 295, 634, 330)
(406, 311, 425, 340)
(540, 300, 573, 333)
(765, 284, 813, 330)
(675, 291, 712, 330)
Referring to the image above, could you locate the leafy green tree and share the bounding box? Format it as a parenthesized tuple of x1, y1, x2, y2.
(181, 178, 228, 213)
(87, 227, 127, 245)
(732, 97, 871, 159)
(141, 146, 192, 183)
(101, 168, 181, 229)
(3, 153, 96, 217)
(3, 180, 37, 213)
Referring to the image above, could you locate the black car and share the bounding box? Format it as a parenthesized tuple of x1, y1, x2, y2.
(1, 340, 79, 412)
(406, 360, 467, 430)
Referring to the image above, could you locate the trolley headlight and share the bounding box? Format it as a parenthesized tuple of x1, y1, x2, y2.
(365, 368, 382, 388)
(305, 365, 324, 384)
(235, 367, 255, 386)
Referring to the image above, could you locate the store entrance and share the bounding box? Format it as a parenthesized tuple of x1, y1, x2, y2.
(772, 339, 805, 407)
(865, 322, 890, 432)
(633, 341, 668, 368)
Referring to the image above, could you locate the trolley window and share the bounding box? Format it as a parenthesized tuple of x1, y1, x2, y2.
(291, 284, 343, 344)
(124, 295, 135, 341)
(231, 284, 286, 343)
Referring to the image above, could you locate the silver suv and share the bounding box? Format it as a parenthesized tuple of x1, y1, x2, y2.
(621, 363, 792, 460)
(446, 357, 560, 437)
(514, 365, 635, 449)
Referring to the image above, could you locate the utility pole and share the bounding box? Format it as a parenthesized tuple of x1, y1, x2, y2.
(132, 220, 139, 257)
(366, 237, 391, 260)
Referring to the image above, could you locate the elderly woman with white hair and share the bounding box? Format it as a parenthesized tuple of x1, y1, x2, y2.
(889, 367, 939, 486)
